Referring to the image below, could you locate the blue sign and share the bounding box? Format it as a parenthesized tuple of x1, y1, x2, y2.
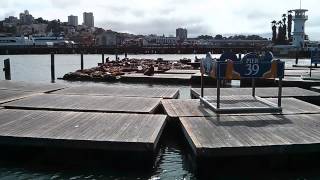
(311, 50, 320, 64)
(215, 53, 284, 80)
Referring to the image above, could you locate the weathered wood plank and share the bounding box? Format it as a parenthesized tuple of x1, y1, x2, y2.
(163, 69, 198, 74)
(2, 94, 161, 114)
(0, 80, 67, 93)
(0, 89, 37, 104)
(180, 114, 320, 157)
(120, 73, 191, 84)
(276, 77, 320, 88)
(53, 85, 179, 99)
(311, 86, 320, 93)
(162, 98, 320, 118)
(0, 109, 167, 152)
(191, 87, 320, 99)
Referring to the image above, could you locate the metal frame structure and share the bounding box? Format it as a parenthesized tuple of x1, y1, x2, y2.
(200, 60, 284, 114)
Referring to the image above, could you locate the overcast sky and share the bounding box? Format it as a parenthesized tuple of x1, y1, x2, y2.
(1, 0, 320, 40)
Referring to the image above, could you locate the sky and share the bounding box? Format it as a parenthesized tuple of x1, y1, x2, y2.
(1, 0, 320, 40)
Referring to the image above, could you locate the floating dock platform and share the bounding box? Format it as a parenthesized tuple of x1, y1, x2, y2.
(311, 86, 320, 93)
(162, 97, 320, 158)
(0, 80, 66, 93)
(0, 89, 37, 104)
(53, 85, 179, 99)
(0, 109, 166, 152)
(2, 94, 162, 114)
(180, 114, 320, 157)
(190, 87, 320, 100)
(162, 98, 320, 118)
(120, 73, 192, 84)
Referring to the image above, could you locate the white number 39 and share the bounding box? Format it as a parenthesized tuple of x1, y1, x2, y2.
(245, 64, 259, 76)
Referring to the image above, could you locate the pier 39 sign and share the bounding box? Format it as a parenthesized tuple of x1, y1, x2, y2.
(201, 52, 285, 80)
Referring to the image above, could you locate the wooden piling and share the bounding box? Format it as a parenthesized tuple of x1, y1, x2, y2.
(81, 53, 84, 70)
(3, 59, 11, 80)
(51, 53, 55, 83)
(102, 53, 105, 64)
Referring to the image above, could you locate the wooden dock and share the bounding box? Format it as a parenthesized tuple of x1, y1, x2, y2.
(162, 98, 320, 118)
(120, 73, 192, 84)
(163, 69, 198, 74)
(311, 86, 320, 93)
(2, 94, 162, 114)
(0, 80, 67, 93)
(190, 87, 320, 99)
(0, 89, 37, 104)
(53, 85, 179, 99)
(276, 77, 320, 89)
(0, 109, 166, 152)
(180, 114, 320, 157)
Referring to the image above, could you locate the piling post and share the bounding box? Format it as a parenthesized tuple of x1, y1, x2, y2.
(81, 53, 84, 70)
(102, 53, 105, 64)
(115, 50, 119, 61)
(3, 58, 11, 80)
(238, 53, 242, 60)
(295, 51, 299, 65)
(125, 52, 128, 58)
(51, 53, 55, 83)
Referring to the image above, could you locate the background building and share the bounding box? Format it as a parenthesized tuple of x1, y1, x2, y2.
(83, 12, 94, 27)
(19, 10, 34, 25)
(68, 15, 78, 26)
(176, 28, 187, 42)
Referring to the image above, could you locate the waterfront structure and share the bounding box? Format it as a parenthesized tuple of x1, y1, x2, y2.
(68, 15, 78, 26)
(83, 12, 94, 27)
(145, 35, 177, 46)
(292, 9, 308, 48)
(176, 28, 187, 42)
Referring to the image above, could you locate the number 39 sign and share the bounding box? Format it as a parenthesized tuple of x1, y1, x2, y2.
(216, 53, 285, 80)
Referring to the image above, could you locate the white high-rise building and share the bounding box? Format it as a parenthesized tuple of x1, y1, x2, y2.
(83, 12, 94, 27)
(292, 9, 308, 48)
(68, 15, 78, 26)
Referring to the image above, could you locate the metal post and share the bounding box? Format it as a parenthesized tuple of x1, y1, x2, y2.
(295, 51, 299, 65)
(102, 53, 105, 64)
(252, 78, 256, 97)
(3, 58, 11, 80)
(115, 50, 118, 61)
(201, 72, 204, 97)
(310, 61, 312, 77)
(278, 77, 283, 107)
(217, 79, 221, 109)
(81, 53, 84, 70)
(51, 53, 55, 83)
(238, 53, 242, 60)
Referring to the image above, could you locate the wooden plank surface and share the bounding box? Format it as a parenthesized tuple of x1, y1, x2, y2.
(53, 85, 179, 99)
(311, 86, 320, 93)
(163, 69, 198, 74)
(0, 89, 37, 104)
(191, 87, 320, 99)
(277, 77, 320, 88)
(180, 114, 320, 157)
(0, 109, 166, 152)
(284, 70, 314, 77)
(2, 94, 161, 114)
(0, 80, 67, 93)
(162, 98, 320, 117)
(120, 73, 192, 84)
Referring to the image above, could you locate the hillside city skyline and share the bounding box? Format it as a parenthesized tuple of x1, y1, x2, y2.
(1, 0, 320, 40)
